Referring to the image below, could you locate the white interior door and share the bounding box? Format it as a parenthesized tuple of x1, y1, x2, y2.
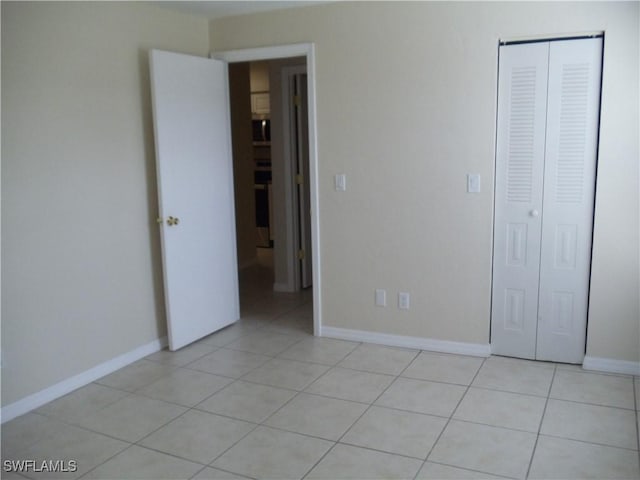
(492, 38, 602, 363)
(149, 49, 239, 351)
(536, 38, 602, 363)
(491, 42, 550, 360)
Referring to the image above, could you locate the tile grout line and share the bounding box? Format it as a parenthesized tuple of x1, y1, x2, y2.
(299, 347, 423, 480)
(524, 363, 557, 479)
(82, 322, 301, 478)
(415, 355, 490, 480)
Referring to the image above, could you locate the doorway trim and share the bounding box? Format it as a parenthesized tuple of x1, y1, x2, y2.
(212, 43, 322, 336)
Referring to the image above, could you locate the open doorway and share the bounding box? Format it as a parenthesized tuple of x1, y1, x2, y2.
(228, 57, 314, 334)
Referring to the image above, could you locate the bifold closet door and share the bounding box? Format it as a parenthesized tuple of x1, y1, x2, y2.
(536, 39, 602, 363)
(491, 38, 602, 363)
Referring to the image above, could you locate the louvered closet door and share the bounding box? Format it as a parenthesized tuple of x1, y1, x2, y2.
(492, 38, 602, 363)
(491, 42, 550, 360)
(536, 38, 602, 363)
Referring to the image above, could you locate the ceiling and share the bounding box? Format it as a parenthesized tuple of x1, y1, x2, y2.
(152, 1, 333, 20)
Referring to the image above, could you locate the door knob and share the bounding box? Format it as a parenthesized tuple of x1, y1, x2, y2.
(530, 209, 539, 218)
(167, 216, 180, 226)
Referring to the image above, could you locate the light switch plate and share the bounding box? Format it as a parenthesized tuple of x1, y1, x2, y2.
(467, 174, 481, 193)
(335, 174, 346, 192)
(398, 292, 410, 310)
(375, 289, 386, 307)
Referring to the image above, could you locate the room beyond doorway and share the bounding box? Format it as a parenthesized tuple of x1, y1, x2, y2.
(228, 56, 313, 326)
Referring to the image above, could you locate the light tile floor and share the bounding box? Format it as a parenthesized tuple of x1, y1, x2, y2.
(2, 258, 640, 479)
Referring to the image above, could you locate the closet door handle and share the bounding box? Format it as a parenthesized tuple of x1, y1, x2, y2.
(530, 209, 539, 218)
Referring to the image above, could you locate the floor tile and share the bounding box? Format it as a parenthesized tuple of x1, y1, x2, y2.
(72, 394, 187, 442)
(453, 387, 546, 432)
(241, 357, 329, 390)
(471, 356, 554, 396)
(191, 467, 251, 479)
(277, 337, 358, 365)
(94, 359, 175, 392)
(82, 445, 202, 480)
(225, 330, 302, 356)
(264, 392, 367, 440)
(305, 367, 394, 403)
(137, 368, 232, 407)
(145, 343, 217, 367)
(7, 422, 128, 479)
(139, 410, 254, 465)
(416, 462, 506, 479)
(306, 443, 423, 479)
(196, 380, 296, 423)
(402, 351, 484, 385)
(197, 323, 256, 348)
(338, 343, 419, 376)
(1, 472, 32, 480)
(529, 435, 640, 479)
(211, 426, 332, 479)
(428, 420, 537, 479)
(35, 383, 129, 424)
(262, 321, 312, 337)
(375, 377, 466, 417)
(1, 413, 71, 459)
(541, 399, 638, 450)
(341, 405, 446, 459)
(269, 310, 313, 335)
(187, 348, 271, 378)
(550, 370, 635, 409)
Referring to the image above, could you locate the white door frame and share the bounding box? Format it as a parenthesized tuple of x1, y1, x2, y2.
(212, 43, 322, 336)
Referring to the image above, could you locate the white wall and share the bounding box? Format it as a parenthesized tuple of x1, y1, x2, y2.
(1, 1, 209, 406)
(210, 1, 639, 362)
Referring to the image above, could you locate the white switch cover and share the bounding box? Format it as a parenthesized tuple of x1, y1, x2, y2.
(467, 174, 481, 193)
(398, 292, 410, 310)
(335, 174, 346, 192)
(375, 289, 386, 307)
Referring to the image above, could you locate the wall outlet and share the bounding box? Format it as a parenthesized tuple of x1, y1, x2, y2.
(375, 289, 386, 307)
(398, 292, 410, 310)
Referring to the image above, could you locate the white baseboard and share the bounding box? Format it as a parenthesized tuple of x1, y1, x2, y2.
(320, 326, 491, 358)
(582, 356, 640, 376)
(1, 336, 168, 424)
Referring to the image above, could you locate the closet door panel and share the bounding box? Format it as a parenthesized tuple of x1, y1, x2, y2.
(491, 42, 549, 359)
(536, 38, 602, 363)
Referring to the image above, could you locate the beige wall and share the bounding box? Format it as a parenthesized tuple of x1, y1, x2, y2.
(1, 1, 209, 406)
(210, 1, 639, 361)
